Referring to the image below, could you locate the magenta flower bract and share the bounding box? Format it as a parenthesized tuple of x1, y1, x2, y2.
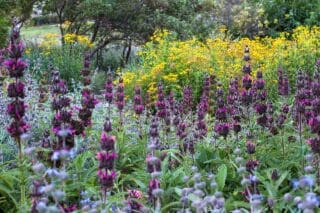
(97, 169, 117, 189)
(105, 74, 113, 104)
(7, 120, 29, 138)
(7, 99, 26, 119)
(214, 123, 230, 138)
(100, 132, 116, 151)
(215, 107, 227, 121)
(241, 90, 253, 106)
(98, 119, 117, 198)
(146, 154, 162, 173)
(307, 138, 320, 154)
(156, 83, 167, 119)
(4, 58, 27, 78)
(255, 103, 267, 115)
(7, 81, 25, 98)
(246, 141, 256, 154)
(103, 118, 112, 132)
(116, 78, 125, 111)
(177, 122, 187, 140)
(97, 152, 118, 169)
(278, 66, 290, 96)
(134, 86, 144, 115)
(242, 75, 252, 90)
(246, 159, 259, 173)
(182, 86, 192, 114)
(148, 179, 161, 201)
(308, 116, 320, 135)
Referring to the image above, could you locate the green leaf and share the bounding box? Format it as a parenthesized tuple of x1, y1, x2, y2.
(187, 193, 200, 202)
(174, 188, 182, 196)
(216, 164, 227, 190)
(162, 201, 180, 212)
(275, 171, 289, 189)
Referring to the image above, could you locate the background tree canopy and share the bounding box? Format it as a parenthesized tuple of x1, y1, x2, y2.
(0, 0, 36, 47)
(41, 0, 216, 56)
(0, 0, 319, 51)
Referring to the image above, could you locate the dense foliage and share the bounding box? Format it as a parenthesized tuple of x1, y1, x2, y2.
(122, 26, 320, 101)
(0, 0, 36, 47)
(26, 32, 92, 87)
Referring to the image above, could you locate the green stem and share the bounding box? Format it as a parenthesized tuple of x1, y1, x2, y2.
(17, 138, 26, 211)
(298, 112, 304, 171)
(281, 130, 285, 158)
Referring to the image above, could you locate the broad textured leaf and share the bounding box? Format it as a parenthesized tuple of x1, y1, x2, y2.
(216, 164, 227, 190)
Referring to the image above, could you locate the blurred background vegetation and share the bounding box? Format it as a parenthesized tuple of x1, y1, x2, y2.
(1, 0, 319, 43)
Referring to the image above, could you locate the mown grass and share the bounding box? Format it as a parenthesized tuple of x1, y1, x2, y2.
(21, 24, 60, 43)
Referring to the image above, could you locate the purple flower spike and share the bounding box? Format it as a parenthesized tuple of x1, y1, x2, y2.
(134, 86, 144, 115)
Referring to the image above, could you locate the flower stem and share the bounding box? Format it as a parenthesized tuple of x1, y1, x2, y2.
(17, 137, 26, 211)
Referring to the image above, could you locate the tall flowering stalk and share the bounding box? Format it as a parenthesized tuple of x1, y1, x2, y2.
(293, 70, 312, 166)
(168, 90, 175, 114)
(156, 83, 167, 120)
(242, 45, 252, 76)
(30, 68, 74, 212)
(253, 69, 268, 128)
(4, 22, 30, 211)
(208, 74, 217, 115)
(97, 119, 117, 204)
(115, 77, 125, 126)
(307, 59, 320, 182)
(144, 91, 154, 120)
(241, 46, 254, 123)
(227, 78, 242, 140)
(278, 104, 290, 156)
(181, 86, 192, 116)
(105, 72, 113, 117)
(5, 24, 29, 159)
(167, 90, 176, 133)
(134, 86, 144, 116)
(195, 77, 210, 139)
(278, 66, 290, 97)
(147, 117, 163, 211)
(214, 85, 230, 139)
(51, 69, 75, 152)
(195, 99, 208, 139)
(134, 86, 144, 138)
(156, 83, 170, 146)
(78, 54, 98, 128)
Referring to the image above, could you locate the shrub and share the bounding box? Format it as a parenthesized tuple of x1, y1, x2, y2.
(0, 17, 9, 48)
(91, 71, 107, 93)
(27, 33, 93, 88)
(122, 26, 320, 101)
(31, 15, 59, 26)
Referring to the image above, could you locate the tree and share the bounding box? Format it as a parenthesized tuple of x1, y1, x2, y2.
(0, 0, 37, 47)
(42, 0, 216, 63)
(261, 0, 320, 35)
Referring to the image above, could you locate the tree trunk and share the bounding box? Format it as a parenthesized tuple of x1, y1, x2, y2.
(91, 21, 100, 43)
(125, 39, 132, 64)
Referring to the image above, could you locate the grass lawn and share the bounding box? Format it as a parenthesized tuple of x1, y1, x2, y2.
(21, 24, 60, 43)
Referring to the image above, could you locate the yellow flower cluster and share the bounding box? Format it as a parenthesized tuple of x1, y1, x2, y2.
(62, 20, 72, 29)
(64, 33, 93, 48)
(39, 33, 59, 48)
(39, 33, 93, 55)
(39, 33, 60, 55)
(123, 26, 320, 99)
